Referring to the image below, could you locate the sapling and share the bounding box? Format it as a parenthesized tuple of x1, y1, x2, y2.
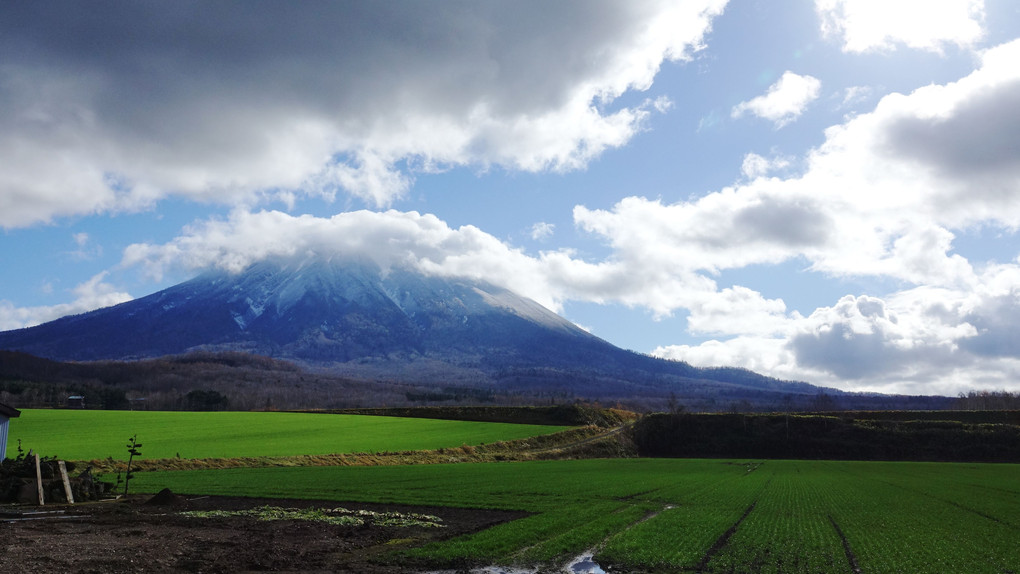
(123, 434, 142, 496)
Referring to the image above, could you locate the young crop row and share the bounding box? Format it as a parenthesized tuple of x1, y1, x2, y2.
(822, 462, 1020, 574)
(125, 458, 1020, 573)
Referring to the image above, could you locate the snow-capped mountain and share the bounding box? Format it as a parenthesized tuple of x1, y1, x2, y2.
(0, 257, 592, 361)
(0, 256, 830, 403)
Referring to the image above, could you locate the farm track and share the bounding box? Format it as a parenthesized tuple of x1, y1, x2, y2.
(696, 500, 758, 572)
(79, 423, 637, 474)
(828, 515, 862, 574)
(526, 420, 635, 455)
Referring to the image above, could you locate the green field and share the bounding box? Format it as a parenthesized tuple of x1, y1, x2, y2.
(127, 458, 1020, 573)
(10, 410, 1019, 572)
(5, 409, 568, 460)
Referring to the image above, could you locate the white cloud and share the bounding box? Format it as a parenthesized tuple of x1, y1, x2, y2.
(579, 39, 1020, 392)
(654, 277, 1020, 394)
(0, 1, 727, 228)
(0, 273, 132, 331)
(651, 95, 675, 113)
(120, 209, 569, 313)
(653, 337, 797, 380)
(574, 189, 833, 285)
(788, 294, 965, 380)
(576, 39, 1020, 293)
(686, 286, 793, 337)
(731, 72, 822, 128)
(840, 85, 874, 109)
(530, 222, 556, 241)
(740, 152, 791, 179)
(68, 232, 103, 261)
(816, 0, 985, 53)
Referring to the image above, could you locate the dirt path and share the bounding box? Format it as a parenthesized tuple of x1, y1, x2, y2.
(527, 422, 636, 457)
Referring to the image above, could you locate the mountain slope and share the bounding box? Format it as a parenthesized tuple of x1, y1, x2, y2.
(0, 257, 837, 406)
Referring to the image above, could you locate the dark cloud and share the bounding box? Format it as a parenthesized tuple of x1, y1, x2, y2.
(2, 2, 641, 121)
(787, 296, 961, 381)
(732, 200, 832, 247)
(0, 1, 723, 224)
(881, 77, 1020, 217)
(958, 292, 1020, 358)
(883, 78, 1020, 187)
(789, 323, 895, 379)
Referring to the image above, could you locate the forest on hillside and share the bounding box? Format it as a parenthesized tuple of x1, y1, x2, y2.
(2, 350, 1009, 413)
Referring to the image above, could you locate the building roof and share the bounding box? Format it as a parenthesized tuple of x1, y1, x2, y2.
(0, 402, 21, 418)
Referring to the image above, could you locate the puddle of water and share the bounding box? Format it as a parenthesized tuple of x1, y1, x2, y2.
(565, 552, 606, 574)
(422, 551, 605, 574)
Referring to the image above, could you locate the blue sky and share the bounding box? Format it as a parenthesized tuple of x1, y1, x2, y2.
(2, 1, 1019, 396)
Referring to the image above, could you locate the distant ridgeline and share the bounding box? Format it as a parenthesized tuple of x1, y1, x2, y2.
(632, 410, 1020, 463)
(0, 349, 959, 413)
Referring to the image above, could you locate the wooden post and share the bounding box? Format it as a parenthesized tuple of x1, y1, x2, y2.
(34, 453, 44, 506)
(58, 460, 75, 504)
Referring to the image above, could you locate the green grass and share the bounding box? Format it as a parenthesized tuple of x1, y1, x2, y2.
(6, 409, 568, 460)
(124, 459, 1020, 573)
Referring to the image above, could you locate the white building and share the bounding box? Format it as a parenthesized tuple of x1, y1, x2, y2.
(0, 402, 21, 461)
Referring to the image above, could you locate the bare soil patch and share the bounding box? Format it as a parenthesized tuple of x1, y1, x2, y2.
(0, 494, 526, 573)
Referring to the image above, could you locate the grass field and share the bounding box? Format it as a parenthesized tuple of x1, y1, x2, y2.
(5, 409, 568, 460)
(127, 458, 1020, 573)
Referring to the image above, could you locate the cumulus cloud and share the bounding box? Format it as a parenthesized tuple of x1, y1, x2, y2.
(685, 286, 792, 337)
(0, 273, 132, 331)
(816, 0, 985, 53)
(574, 188, 833, 284)
(582, 39, 1020, 392)
(654, 279, 1020, 394)
(579, 39, 1020, 294)
(0, 0, 727, 228)
(790, 295, 954, 380)
(801, 39, 1020, 244)
(731, 72, 821, 128)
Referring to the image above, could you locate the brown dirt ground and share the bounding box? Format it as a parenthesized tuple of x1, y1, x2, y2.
(0, 494, 527, 573)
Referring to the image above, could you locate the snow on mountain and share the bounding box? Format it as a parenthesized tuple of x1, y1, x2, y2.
(0, 256, 596, 363)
